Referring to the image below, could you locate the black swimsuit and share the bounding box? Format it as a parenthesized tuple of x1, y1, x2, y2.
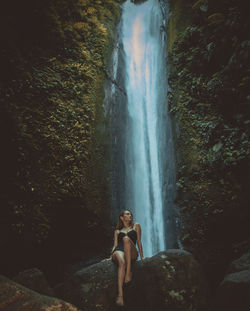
(112, 229, 137, 253)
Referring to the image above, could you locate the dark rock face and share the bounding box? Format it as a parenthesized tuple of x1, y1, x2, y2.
(12, 268, 54, 296)
(215, 270, 250, 311)
(215, 252, 250, 310)
(228, 252, 250, 273)
(104, 18, 128, 223)
(0, 0, 120, 275)
(55, 259, 117, 309)
(131, 0, 148, 4)
(0, 275, 80, 311)
(55, 250, 208, 311)
(167, 0, 250, 288)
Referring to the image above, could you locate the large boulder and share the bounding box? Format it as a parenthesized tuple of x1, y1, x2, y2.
(55, 249, 208, 311)
(228, 252, 250, 273)
(215, 270, 250, 311)
(215, 252, 250, 311)
(12, 268, 54, 296)
(0, 275, 81, 311)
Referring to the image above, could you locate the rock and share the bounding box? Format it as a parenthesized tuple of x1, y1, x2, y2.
(214, 249, 250, 310)
(215, 270, 250, 311)
(0, 275, 81, 311)
(55, 249, 208, 311)
(228, 252, 250, 273)
(131, 0, 148, 4)
(208, 13, 226, 25)
(12, 268, 54, 296)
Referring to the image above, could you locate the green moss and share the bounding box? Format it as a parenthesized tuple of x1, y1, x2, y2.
(168, 290, 185, 302)
(0, 0, 121, 269)
(167, 0, 193, 51)
(168, 0, 250, 286)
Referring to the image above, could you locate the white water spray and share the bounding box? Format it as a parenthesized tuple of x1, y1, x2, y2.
(122, 0, 168, 257)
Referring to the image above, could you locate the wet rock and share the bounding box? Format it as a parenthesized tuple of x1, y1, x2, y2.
(55, 249, 208, 311)
(131, 0, 148, 4)
(215, 270, 250, 311)
(12, 268, 54, 296)
(0, 275, 81, 311)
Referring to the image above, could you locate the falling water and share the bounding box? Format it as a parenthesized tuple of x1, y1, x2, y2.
(105, 0, 177, 257)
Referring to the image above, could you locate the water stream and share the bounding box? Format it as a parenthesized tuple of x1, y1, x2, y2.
(105, 0, 178, 257)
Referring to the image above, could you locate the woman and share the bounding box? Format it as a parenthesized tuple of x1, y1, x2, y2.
(111, 210, 144, 306)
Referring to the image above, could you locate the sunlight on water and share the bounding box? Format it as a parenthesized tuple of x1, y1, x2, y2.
(131, 16, 144, 76)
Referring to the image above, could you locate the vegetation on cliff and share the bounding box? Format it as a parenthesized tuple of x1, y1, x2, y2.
(0, 0, 120, 276)
(168, 0, 250, 285)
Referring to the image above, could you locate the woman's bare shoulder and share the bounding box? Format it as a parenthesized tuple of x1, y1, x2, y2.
(134, 223, 141, 229)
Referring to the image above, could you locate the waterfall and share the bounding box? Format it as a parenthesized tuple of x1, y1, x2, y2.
(105, 0, 178, 257)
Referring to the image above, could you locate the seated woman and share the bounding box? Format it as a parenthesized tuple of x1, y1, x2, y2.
(111, 210, 144, 306)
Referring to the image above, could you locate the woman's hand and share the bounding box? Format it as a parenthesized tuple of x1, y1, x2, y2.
(101, 257, 112, 262)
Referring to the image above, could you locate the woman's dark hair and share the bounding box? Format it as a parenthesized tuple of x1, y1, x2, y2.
(116, 210, 134, 230)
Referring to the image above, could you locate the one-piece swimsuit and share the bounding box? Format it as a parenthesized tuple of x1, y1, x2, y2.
(112, 228, 137, 253)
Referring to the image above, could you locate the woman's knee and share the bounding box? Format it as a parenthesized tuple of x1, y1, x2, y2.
(117, 258, 126, 268)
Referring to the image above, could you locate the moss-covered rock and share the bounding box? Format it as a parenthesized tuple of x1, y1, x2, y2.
(167, 0, 250, 287)
(0, 275, 80, 311)
(55, 250, 208, 311)
(12, 268, 54, 297)
(0, 0, 120, 276)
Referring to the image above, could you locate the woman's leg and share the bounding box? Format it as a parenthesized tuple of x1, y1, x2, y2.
(111, 251, 125, 305)
(123, 236, 138, 283)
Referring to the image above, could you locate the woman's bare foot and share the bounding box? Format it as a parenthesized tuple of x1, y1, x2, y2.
(124, 271, 132, 283)
(116, 295, 124, 306)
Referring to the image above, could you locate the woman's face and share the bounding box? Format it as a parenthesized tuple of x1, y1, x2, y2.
(121, 210, 133, 223)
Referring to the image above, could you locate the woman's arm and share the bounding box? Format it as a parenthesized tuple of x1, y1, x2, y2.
(111, 229, 119, 254)
(102, 230, 118, 261)
(135, 223, 144, 260)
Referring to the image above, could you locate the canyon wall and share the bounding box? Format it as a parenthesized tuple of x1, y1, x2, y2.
(167, 0, 250, 286)
(0, 0, 120, 278)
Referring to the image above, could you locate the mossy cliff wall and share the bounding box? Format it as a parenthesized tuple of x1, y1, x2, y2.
(0, 0, 120, 276)
(167, 0, 250, 286)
